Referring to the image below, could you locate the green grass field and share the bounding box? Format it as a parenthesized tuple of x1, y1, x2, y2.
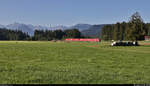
(0, 41, 150, 84)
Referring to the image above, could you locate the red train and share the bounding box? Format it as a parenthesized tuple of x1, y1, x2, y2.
(65, 38, 100, 42)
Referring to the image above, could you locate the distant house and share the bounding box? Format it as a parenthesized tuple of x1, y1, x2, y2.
(145, 36, 150, 41)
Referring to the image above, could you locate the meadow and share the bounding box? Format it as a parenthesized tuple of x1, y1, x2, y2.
(0, 41, 150, 84)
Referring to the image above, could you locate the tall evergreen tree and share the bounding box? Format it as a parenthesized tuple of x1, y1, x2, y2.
(101, 12, 148, 41)
(128, 12, 145, 41)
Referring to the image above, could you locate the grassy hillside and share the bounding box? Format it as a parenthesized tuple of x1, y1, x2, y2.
(0, 41, 150, 84)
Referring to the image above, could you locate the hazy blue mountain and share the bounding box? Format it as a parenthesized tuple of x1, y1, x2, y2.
(0, 24, 5, 28)
(0, 23, 107, 37)
(6, 23, 34, 36)
(34, 25, 49, 30)
(49, 25, 68, 30)
(27, 24, 35, 30)
(0, 23, 92, 36)
(81, 24, 106, 38)
(1, 23, 68, 36)
(34, 25, 68, 30)
(69, 24, 92, 31)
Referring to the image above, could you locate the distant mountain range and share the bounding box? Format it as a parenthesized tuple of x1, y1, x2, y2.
(69, 24, 92, 31)
(81, 24, 106, 37)
(0, 23, 107, 37)
(0, 23, 68, 36)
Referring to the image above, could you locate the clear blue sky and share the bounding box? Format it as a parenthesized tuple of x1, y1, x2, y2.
(0, 0, 150, 26)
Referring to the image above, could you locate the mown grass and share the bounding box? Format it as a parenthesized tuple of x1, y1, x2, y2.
(0, 41, 150, 84)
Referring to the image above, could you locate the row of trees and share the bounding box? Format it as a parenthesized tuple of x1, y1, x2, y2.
(101, 12, 150, 41)
(0, 28, 30, 40)
(31, 29, 82, 41)
(0, 28, 82, 41)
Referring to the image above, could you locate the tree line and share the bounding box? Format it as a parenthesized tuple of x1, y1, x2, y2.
(0, 28, 30, 40)
(0, 28, 82, 41)
(31, 29, 82, 41)
(101, 12, 150, 41)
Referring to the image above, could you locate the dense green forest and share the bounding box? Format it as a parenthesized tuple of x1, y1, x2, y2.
(0, 28, 30, 40)
(32, 29, 82, 41)
(0, 28, 82, 41)
(101, 12, 150, 41)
